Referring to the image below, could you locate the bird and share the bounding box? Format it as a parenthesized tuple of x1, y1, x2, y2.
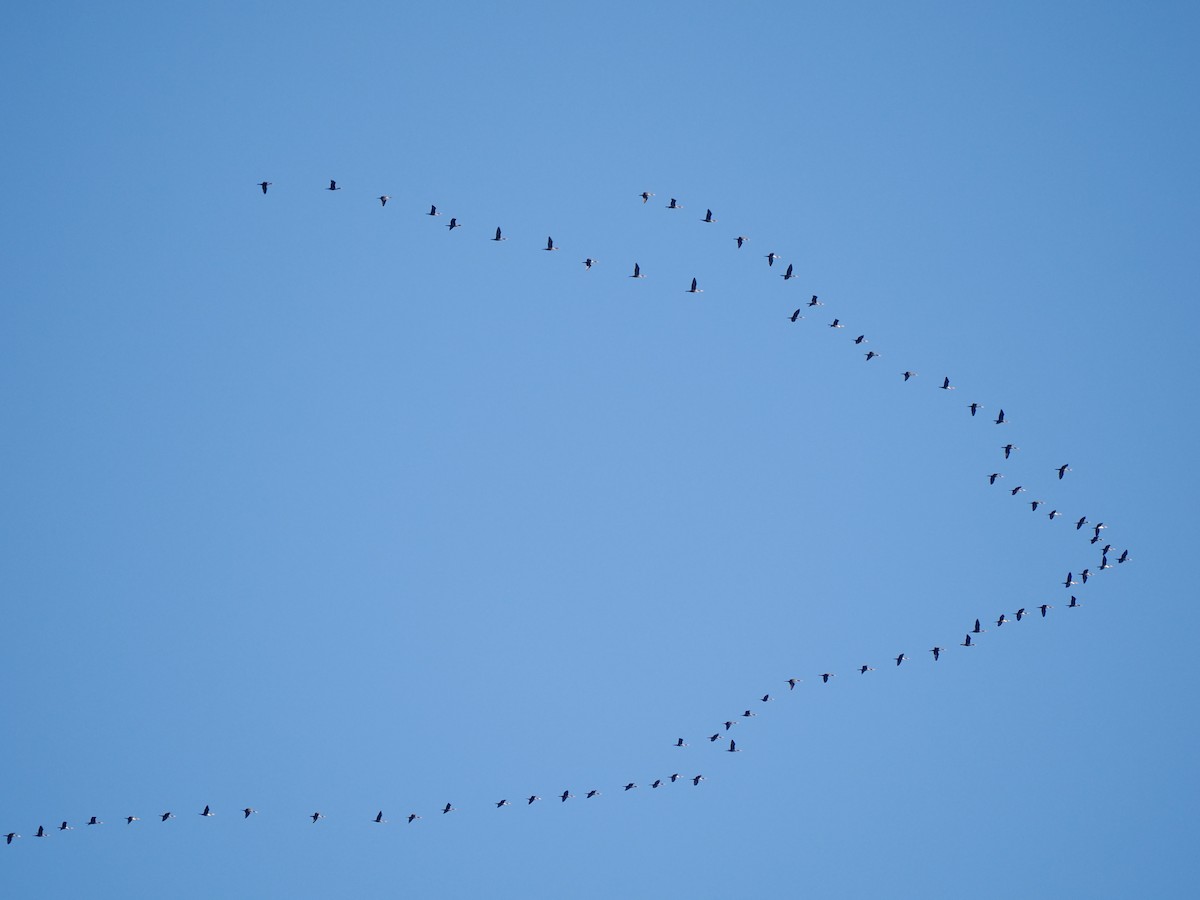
(87, 817, 102, 826)
(583, 257, 596, 269)
(989, 473, 1003, 485)
(724, 720, 735, 730)
(742, 709, 756, 718)
(994, 409, 1007, 424)
(1080, 568, 1091, 583)
(199, 805, 213, 817)
(1064, 572, 1077, 587)
(807, 295, 823, 307)
(4, 833, 17, 844)
(447, 217, 461, 230)
(1118, 549, 1130, 564)
(492, 227, 507, 242)
(495, 799, 510, 808)
(670, 774, 683, 783)
(1068, 595, 1081, 608)
(1015, 607, 1028, 621)
(931, 646, 944, 661)
(1039, 604, 1052, 617)
(586, 790, 600, 798)
(675, 737, 688, 747)
(703, 209, 717, 223)
(126, 816, 139, 825)
(821, 672, 836, 682)
(1031, 500, 1044, 511)
(428, 205, 440, 216)
(442, 804, 454, 814)
(895, 653, 908, 666)
(854, 335, 868, 345)
(667, 198, 682, 209)
(242, 809, 255, 819)
(327, 180, 340, 191)
(787, 678, 801, 690)
(996, 614, 1009, 627)
(544, 236, 559, 251)
(687, 277, 703, 293)
(1075, 516, 1088, 530)
(829, 318, 844, 328)
(378, 195, 390, 207)
(969, 402, 983, 417)
(630, 262, 644, 278)
(961, 634, 975, 647)
(1100, 544, 1114, 556)
(407, 813, 421, 823)
(1090, 534, 1102, 545)
(692, 775, 704, 786)
(865, 351, 880, 361)
(858, 665, 874, 674)
(623, 783, 637, 791)
(310, 812, 323, 823)
(258, 181, 271, 194)
(1048, 509, 1061, 520)
(940, 377, 955, 390)
(709, 733, 721, 742)
(765, 252, 780, 266)
(735, 236, 748, 248)
(560, 791, 573, 802)
(1093, 522, 1107, 537)
(651, 779, 663, 789)
(727, 740, 740, 753)
(972, 619, 986, 634)
(789, 308, 804, 322)
(1056, 464, 1071, 479)
(160, 812, 175, 822)
(761, 694, 771, 703)
(1010, 485, 1026, 496)
(1002, 444, 1019, 459)
(640, 191, 655, 203)
(902, 371, 918, 381)
(527, 795, 540, 805)
(58, 821, 72, 831)
(781, 263, 796, 280)
(372, 810, 386, 823)
(34, 826, 47, 838)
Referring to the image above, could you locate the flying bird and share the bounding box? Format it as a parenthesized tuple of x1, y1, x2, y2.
(126, 816, 139, 825)
(1118, 549, 1130, 564)
(408, 814, 421, 823)
(651, 779, 663, 789)
(34, 826, 47, 838)
(200, 805, 213, 817)
(865, 351, 880, 361)
(972, 619, 986, 634)
(781, 263, 796, 280)
(854, 334, 867, 345)
(623, 783, 637, 791)
(736, 236, 748, 248)
(902, 371, 917, 381)
(994, 409, 1007, 424)
(789, 309, 804, 322)
(1068, 596, 1081, 608)
(160, 812, 175, 822)
(428, 205, 440, 216)
(544, 236, 559, 251)
(829, 318, 844, 328)
(495, 799, 510, 808)
(1010, 485, 1026, 495)
(703, 209, 717, 223)
(724, 720, 735, 730)
(675, 737, 688, 747)
(58, 821, 72, 831)
(527, 795, 540, 805)
(807, 295, 823, 307)
(667, 198, 682, 209)
(378, 195, 390, 207)
(327, 180, 340, 191)
(258, 181, 271, 194)
(1080, 568, 1091, 583)
(709, 733, 721, 742)
(583, 257, 596, 269)
(787, 678, 801, 690)
(969, 402, 983, 417)
(940, 377, 955, 390)
(765, 252, 780, 266)
(727, 740, 740, 753)
(742, 709, 756, 717)
(630, 262, 644, 278)
(1015, 608, 1028, 621)
(895, 653, 908, 666)
(442, 804, 454, 814)
(989, 473, 1004, 485)
(586, 790, 600, 798)
(1075, 516, 1088, 530)
(560, 791, 573, 802)
(492, 227, 507, 242)
(242, 809, 255, 819)
(1048, 509, 1061, 520)
(961, 634, 975, 647)
(761, 694, 771, 703)
(640, 191, 655, 203)
(1064, 572, 1077, 587)
(996, 614, 1008, 627)
(447, 217, 461, 230)
(821, 672, 836, 682)
(692, 775, 704, 786)
(1057, 464, 1071, 479)
(4, 833, 17, 844)
(310, 812, 324, 823)
(858, 665, 874, 674)
(87, 817, 102, 826)
(1002, 444, 1019, 459)
(670, 774, 683, 783)
(687, 277, 703, 293)
(1031, 500, 1044, 511)
(373, 811, 386, 823)
(1039, 604, 1052, 617)
(931, 646, 944, 661)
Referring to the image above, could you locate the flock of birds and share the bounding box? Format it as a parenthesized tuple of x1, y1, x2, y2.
(4, 181, 1133, 846)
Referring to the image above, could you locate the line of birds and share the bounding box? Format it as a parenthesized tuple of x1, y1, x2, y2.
(6, 183, 1134, 849)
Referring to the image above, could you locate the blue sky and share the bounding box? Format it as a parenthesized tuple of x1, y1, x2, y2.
(2, 2, 1197, 897)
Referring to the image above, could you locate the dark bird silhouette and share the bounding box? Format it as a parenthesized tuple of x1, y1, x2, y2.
(258, 181, 271, 194)
(859, 665, 874, 674)
(765, 252, 780, 266)
(703, 208, 716, 223)
(87, 817, 102, 825)
(895, 653, 908, 666)
(428, 205, 440, 216)
(242, 809, 255, 819)
(675, 737, 687, 747)
(200, 805, 213, 817)
(4, 833, 17, 844)
(1002, 444, 1019, 459)
(1015, 607, 1028, 621)
(1031, 500, 1044, 511)
(378, 195, 390, 207)
(630, 262, 644, 278)
(651, 779, 663, 788)
(687, 277, 703, 293)
(447, 217, 461, 230)
(34, 826, 46, 838)
(727, 740, 740, 753)
(969, 402, 983, 417)
(1064, 572, 1077, 588)
(1093, 522, 1107, 537)
(640, 191, 655, 203)
(709, 733, 721, 742)
(989, 473, 1003, 485)
(495, 799, 510, 808)
(940, 377, 955, 390)
(994, 409, 1007, 424)
(854, 334, 867, 345)
(761, 694, 771, 703)
(1057, 464, 1071, 479)
(670, 774, 683, 783)
(789, 308, 803, 322)
(724, 720, 735, 731)
(972, 619, 986, 634)
(829, 318, 844, 328)
(58, 821, 71, 831)
(623, 783, 637, 791)
(310, 812, 323, 823)
(126, 816, 139, 824)
(1011, 485, 1026, 496)
(821, 672, 836, 682)
(160, 812, 175, 822)
(408, 814, 421, 823)
(1048, 509, 1061, 520)
(327, 180, 340, 191)
(442, 803, 454, 814)
(492, 227, 507, 242)
(1080, 568, 1091, 583)
(560, 791, 573, 802)
(865, 351, 880, 361)
(787, 678, 800, 690)
(1118, 549, 1130, 564)
(742, 709, 756, 718)
(736, 236, 748, 248)
(996, 614, 1008, 627)
(931, 646, 943, 661)
(692, 775, 704, 786)
(902, 371, 918, 381)
(961, 634, 975, 647)
(808, 295, 823, 307)
(1039, 604, 1052, 617)
(586, 790, 600, 798)
(527, 795, 540, 805)
(1068, 595, 1081, 608)
(373, 810, 386, 823)
(544, 236, 559, 251)
(667, 198, 682, 209)
(1075, 516, 1088, 530)
(781, 263, 795, 280)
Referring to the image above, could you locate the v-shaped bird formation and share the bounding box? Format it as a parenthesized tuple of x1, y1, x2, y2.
(3, 181, 1134, 848)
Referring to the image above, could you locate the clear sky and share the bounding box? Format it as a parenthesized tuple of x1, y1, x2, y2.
(2, 2, 1197, 897)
